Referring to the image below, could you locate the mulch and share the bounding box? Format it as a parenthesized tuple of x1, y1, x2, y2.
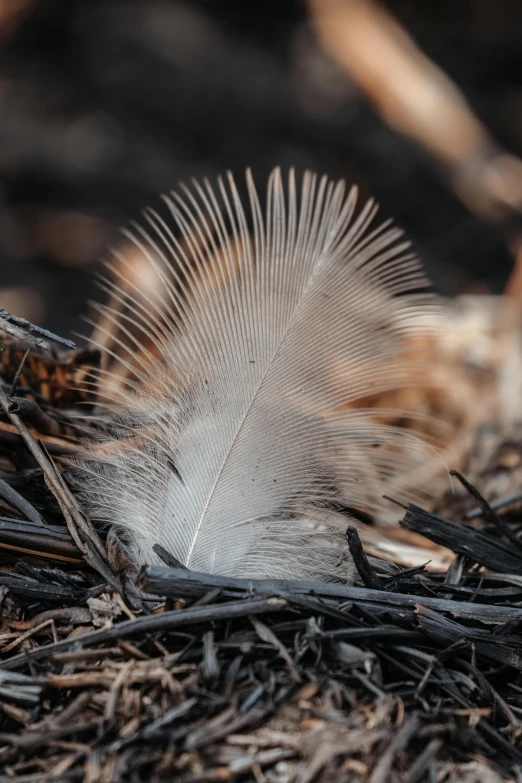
(0, 324, 522, 782)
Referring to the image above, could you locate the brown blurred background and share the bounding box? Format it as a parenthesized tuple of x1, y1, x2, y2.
(0, 0, 520, 341)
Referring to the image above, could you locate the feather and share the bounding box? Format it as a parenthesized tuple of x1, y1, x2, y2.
(74, 168, 443, 581)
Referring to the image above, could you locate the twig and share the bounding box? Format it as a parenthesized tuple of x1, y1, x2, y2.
(0, 477, 44, 526)
(346, 526, 383, 589)
(466, 489, 522, 520)
(139, 566, 522, 623)
(9, 348, 30, 397)
(369, 715, 420, 783)
(8, 398, 61, 437)
(401, 504, 522, 573)
(450, 469, 522, 552)
(0, 308, 75, 350)
(0, 379, 114, 586)
(0, 517, 81, 562)
(403, 738, 443, 783)
(153, 543, 189, 570)
(2, 597, 287, 671)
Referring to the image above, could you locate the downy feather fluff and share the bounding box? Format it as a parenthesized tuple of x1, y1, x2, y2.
(76, 168, 442, 581)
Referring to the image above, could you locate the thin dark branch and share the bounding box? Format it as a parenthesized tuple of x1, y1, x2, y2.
(346, 525, 383, 589)
(0, 308, 75, 350)
(450, 469, 522, 552)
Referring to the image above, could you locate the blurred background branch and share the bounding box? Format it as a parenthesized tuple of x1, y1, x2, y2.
(308, 0, 522, 302)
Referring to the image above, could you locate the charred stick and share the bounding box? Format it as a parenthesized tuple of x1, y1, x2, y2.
(8, 397, 62, 437)
(153, 543, 189, 570)
(9, 347, 30, 397)
(400, 504, 522, 574)
(0, 476, 44, 526)
(2, 597, 287, 671)
(0, 379, 115, 587)
(0, 307, 75, 350)
(346, 525, 383, 589)
(450, 469, 522, 551)
(466, 489, 522, 520)
(139, 566, 522, 623)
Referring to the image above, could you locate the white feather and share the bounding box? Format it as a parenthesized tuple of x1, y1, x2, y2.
(75, 168, 442, 581)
